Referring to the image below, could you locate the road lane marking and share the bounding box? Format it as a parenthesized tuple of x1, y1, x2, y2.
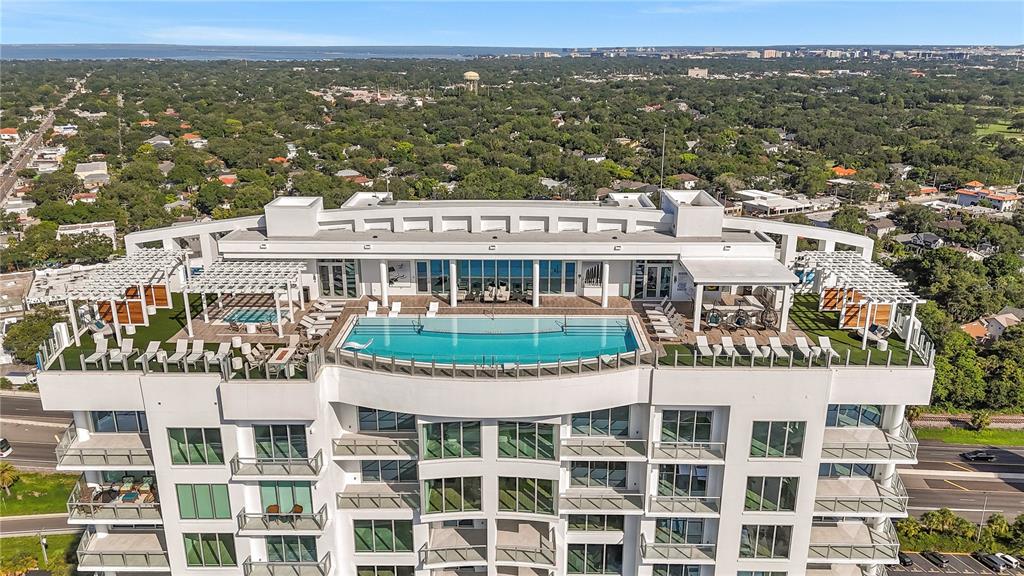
(948, 461, 974, 473)
(944, 479, 971, 491)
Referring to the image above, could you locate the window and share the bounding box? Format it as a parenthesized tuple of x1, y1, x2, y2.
(571, 407, 630, 438)
(416, 260, 451, 295)
(744, 477, 799, 512)
(826, 404, 883, 428)
(567, 543, 623, 574)
(91, 411, 148, 433)
(657, 465, 708, 497)
(661, 410, 712, 443)
(358, 408, 415, 432)
(183, 533, 236, 567)
(424, 477, 482, 514)
(362, 460, 418, 482)
(739, 525, 792, 559)
(259, 481, 313, 513)
(498, 477, 555, 515)
(353, 520, 414, 553)
(571, 461, 627, 488)
(168, 428, 223, 465)
(568, 515, 624, 531)
(498, 422, 556, 460)
(655, 518, 704, 544)
(654, 567, 702, 576)
(819, 463, 875, 478)
(176, 484, 231, 519)
(358, 567, 415, 576)
(267, 536, 317, 563)
(538, 260, 576, 294)
(456, 259, 536, 294)
(750, 421, 804, 458)
(254, 425, 307, 459)
(422, 421, 481, 459)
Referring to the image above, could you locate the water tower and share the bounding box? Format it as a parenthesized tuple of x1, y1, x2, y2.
(463, 71, 480, 93)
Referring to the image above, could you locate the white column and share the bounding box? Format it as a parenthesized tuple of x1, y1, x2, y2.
(378, 260, 389, 307)
(692, 283, 704, 334)
(108, 299, 122, 345)
(201, 292, 209, 323)
(286, 281, 295, 320)
(67, 298, 80, 346)
(905, 300, 918, 350)
(449, 260, 458, 308)
(532, 260, 540, 308)
(862, 301, 873, 349)
(778, 285, 793, 333)
(297, 278, 305, 308)
(780, 234, 799, 266)
(183, 290, 194, 337)
(138, 283, 149, 327)
(600, 261, 610, 308)
(274, 291, 284, 337)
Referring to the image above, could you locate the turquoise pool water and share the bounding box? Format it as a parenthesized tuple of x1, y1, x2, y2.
(224, 308, 278, 323)
(341, 316, 639, 363)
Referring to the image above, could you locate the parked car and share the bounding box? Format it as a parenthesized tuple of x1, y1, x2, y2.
(922, 550, 950, 567)
(973, 551, 1007, 572)
(996, 552, 1020, 569)
(961, 450, 997, 462)
(898, 551, 914, 566)
(0, 437, 11, 458)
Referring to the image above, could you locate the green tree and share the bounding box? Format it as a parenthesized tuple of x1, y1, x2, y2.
(0, 462, 20, 496)
(3, 307, 65, 363)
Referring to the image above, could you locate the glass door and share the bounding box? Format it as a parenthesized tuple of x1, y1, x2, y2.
(318, 260, 359, 298)
(634, 261, 673, 299)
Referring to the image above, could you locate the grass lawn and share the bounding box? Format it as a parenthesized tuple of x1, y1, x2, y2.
(0, 471, 78, 516)
(0, 532, 80, 574)
(913, 427, 1024, 447)
(975, 121, 1024, 140)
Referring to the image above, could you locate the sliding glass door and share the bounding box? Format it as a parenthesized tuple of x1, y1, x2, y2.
(317, 260, 358, 298)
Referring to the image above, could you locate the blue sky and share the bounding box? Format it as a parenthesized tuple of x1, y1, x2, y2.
(2, 1, 1022, 47)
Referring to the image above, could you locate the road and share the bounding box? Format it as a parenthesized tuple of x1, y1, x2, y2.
(0, 394, 68, 469)
(0, 514, 78, 537)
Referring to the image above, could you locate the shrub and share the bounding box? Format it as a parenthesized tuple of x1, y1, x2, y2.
(970, 410, 992, 431)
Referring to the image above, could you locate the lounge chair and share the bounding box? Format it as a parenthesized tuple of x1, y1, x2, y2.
(426, 301, 439, 318)
(793, 336, 816, 359)
(341, 338, 374, 351)
(184, 340, 206, 365)
(643, 297, 669, 311)
(313, 300, 343, 312)
(206, 342, 231, 366)
(388, 302, 402, 317)
(108, 338, 138, 366)
(720, 336, 739, 357)
(768, 337, 790, 359)
(818, 336, 842, 360)
(134, 341, 161, 368)
(166, 339, 189, 364)
(695, 335, 715, 357)
(651, 325, 678, 340)
(366, 301, 378, 318)
(741, 337, 764, 359)
(83, 339, 109, 366)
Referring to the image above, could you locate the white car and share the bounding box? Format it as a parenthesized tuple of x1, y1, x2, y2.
(996, 553, 1020, 569)
(0, 438, 11, 458)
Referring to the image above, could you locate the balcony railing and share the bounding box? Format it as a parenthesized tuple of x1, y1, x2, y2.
(243, 553, 332, 576)
(808, 520, 900, 562)
(649, 441, 726, 462)
(820, 421, 918, 462)
(640, 536, 716, 563)
(76, 531, 169, 571)
(815, 473, 909, 516)
(332, 434, 419, 459)
(495, 543, 556, 567)
(560, 437, 647, 460)
(237, 504, 329, 533)
(420, 544, 488, 567)
(230, 449, 323, 478)
(67, 479, 161, 522)
(336, 486, 419, 509)
(560, 490, 645, 514)
(647, 495, 720, 516)
(55, 424, 153, 468)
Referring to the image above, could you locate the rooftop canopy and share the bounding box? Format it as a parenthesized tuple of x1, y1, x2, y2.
(795, 250, 921, 304)
(680, 256, 798, 286)
(66, 248, 189, 302)
(184, 259, 306, 295)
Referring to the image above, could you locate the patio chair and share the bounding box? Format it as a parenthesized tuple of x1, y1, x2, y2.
(426, 301, 439, 318)
(483, 287, 495, 303)
(768, 336, 790, 359)
(793, 336, 817, 359)
(366, 301, 378, 317)
(651, 326, 679, 340)
(643, 296, 669, 311)
(256, 322, 275, 334)
(313, 300, 343, 312)
(228, 320, 244, 333)
(497, 286, 510, 302)
(185, 340, 206, 365)
(165, 339, 189, 364)
(388, 301, 402, 317)
(818, 336, 842, 360)
(695, 335, 715, 357)
(205, 342, 231, 366)
(108, 338, 138, 366)
(133, 341, 161, 368)
(83, 339, 109, 366)
(719, 336, 739, 357)
(741, 337, 764, 359)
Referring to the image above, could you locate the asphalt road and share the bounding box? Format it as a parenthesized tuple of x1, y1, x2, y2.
(891, 552, 1024, 575)
(1, 395, 71, 424)
(907, 441, 1024, 474)
(0, 395, 67, 469)
(0, 514, 77, 536)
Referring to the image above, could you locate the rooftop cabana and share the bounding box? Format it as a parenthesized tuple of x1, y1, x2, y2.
(65, 249, 190, 346)
(795, 251, 923, 350)
(680, 256, 800, 334)
(182, 259, 306, 338)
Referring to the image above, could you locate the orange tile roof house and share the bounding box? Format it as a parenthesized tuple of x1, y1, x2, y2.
(956, 187, 1022, 213)
(138, 119, 158, 127)
(218, 174, 238, 186)
(831, 166, 858, 177)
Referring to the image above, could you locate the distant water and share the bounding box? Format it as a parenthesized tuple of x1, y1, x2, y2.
(0, 44, 548, 61)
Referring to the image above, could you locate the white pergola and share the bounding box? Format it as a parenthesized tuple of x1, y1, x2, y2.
(65, 249, 190, 346)
(796, 251, 923, 349)
(182, 259, 306, 338)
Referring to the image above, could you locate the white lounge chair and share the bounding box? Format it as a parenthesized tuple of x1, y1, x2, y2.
(108, 338, 138, 366)
(793, 336, 818, 359)
(185, 340, 206, 365)
(206, 342, 231, 366)
(366, 301, 378, 318)
(388, 302, 402, 317)
(768, 337, 790, 359)
(642, 297, 669, 311)
(166, 339, 189, 364)
(720, 337, 739, 357)
(341, 338, 374, 351)
(134, 341, 161, 367)
(313, 300, 343, 312)
(695, 335, 715, 357)
(651, 330, 679, 341)
(818, 336, 842, 360)
(426, 302, 439, 318)
(83, 339, 109, 366)
(742, 337, 764, 359)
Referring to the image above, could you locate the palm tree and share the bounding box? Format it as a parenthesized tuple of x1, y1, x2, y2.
(0, 461, 20, 496)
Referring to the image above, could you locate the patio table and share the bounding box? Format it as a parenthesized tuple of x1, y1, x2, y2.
(267, 347, 296, 377)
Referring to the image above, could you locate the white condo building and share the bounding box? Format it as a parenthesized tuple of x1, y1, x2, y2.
(36, 190, 935, 576)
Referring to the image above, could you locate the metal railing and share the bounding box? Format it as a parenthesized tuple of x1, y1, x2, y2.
(243, 553, 332, 576)
(55, 424, 153, 468)
(76, 530, 169, 570)
(336, 486, 419, 509)
(495, 543, 556, 567)
(237, 504, 329, 533)
(640, 536, 716, 562)
(67, 479, 162, 522)
(659, 340, 932, 369)
(808, 519, 900, 562)
(40, 333, 234, 382)
(560, 490, 645, 513)
(820, 421, 918, 461)
(420, 544, 488, 567)
(647, 495, 720, 515)
(332, 434, 419, 458)
(814, 473, 909, 515)
(230, 449, 323, 478)
(650, 441, 726, 461)
(560, 437, 647, 459)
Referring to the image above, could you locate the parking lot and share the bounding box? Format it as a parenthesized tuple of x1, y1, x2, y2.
(890, 552, 1024, 575)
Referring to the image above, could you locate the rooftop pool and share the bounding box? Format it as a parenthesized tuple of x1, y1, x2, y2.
(340, 316, 641, 364)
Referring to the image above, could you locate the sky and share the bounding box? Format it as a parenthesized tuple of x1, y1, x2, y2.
(2, 0, 1022, 48)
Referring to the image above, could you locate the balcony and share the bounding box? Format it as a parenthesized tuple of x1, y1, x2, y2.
(808, 520, 900, 563)
(815, 474, 908, 517)
(332, 433, 419, 460)
(649, 441, 726, 463)
(336, 483, 419, 510)
(560, 437, 647, 461)
(560, 488, 645, 515)
(420, 526, 488, 568)
(647, 494, 720, 517)
(230, 449, 323, 479)
(639, 536, 716, 564)
(76, 530, 169, 572)
(67, 475, 161, 524)
(237, 503, 329, 535)
(820, 422, 918, 463)
(495, 519, 556, 569)
(55, 424, 152, 470)
(243, 553, 332, 576)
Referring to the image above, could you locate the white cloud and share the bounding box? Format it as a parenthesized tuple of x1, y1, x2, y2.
(143, 25, 361, 46)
